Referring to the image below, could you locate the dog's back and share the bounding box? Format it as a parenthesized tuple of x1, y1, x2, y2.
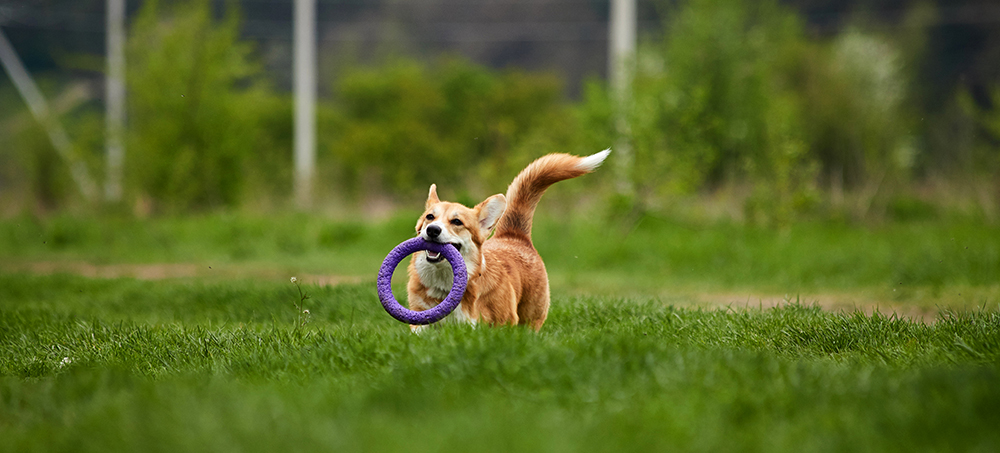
(479, 150, 610, 329)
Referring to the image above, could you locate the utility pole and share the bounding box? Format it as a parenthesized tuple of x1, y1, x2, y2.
(294, 0, 316, 209)
(105, 0, 126, 202)
(609, 0, 636, 197)
(0, 27, 99, 202)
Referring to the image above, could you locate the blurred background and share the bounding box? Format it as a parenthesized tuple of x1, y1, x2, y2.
(1, 0, 999, 224)
(2, 0, 1000, 318)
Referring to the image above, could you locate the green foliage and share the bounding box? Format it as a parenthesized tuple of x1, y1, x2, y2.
(581, 0, 819, 224)
(3, 120, 76, 210)
(0, 87, 106, 212)
(802, 29, 916, 189)
(957, 88, 1000, 216)
(0, 0, 983, 222)
(958, 89, 1000, 171)
(126, 0, 291, 212)
(657, 0, 809, 188)
(323, 57, 569, 198)
(791, 25, 921, 225)
(579, 0, 929, 224)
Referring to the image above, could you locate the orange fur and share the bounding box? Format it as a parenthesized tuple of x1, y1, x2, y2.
(406, 150, 609, 332)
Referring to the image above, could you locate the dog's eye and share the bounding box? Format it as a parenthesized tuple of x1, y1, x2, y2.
(450, 218, 463, 226)
(425, 214, 435, 221)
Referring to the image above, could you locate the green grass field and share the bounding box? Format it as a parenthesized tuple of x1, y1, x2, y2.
(2, 213, 999, 451)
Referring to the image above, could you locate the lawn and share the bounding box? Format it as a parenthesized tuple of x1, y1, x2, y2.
(4, 212, 999, 298)
(1, 213, 999, 452)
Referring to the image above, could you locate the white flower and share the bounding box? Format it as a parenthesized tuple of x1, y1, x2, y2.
(60, 357, 72, 366)
(303, 309, 310, 315)
(290, 276, 298, 283)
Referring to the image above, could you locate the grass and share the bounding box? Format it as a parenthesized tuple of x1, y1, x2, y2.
(2, 213, 1000, 451)
(0, 212, 408, 277)
(2, 275, 999, 452)
(3, 212, 999, 297)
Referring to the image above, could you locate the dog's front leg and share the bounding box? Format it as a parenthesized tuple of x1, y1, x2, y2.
(406, 285, 438, 334)
(455, 280, 481, 327)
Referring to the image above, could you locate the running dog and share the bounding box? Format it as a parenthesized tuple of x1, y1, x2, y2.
(407, 149, 610, 332)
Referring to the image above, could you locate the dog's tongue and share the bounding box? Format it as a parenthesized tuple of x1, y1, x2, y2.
(427, 251, 441, 260)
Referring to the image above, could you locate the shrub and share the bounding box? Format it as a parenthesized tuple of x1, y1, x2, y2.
(0, 91, 105, 213)
(322, 57, 569, 199)
(800, 29, 916, 193)
(956, 88, 1000, 219)
(126, 0, 291, 213)
(581, 0, 818, 224)
(580, 0, 927, 224)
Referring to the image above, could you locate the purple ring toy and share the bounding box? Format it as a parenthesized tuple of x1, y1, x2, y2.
(376, 237, 467, 325)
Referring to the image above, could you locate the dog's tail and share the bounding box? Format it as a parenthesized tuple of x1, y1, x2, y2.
(495, 149, 610, 240)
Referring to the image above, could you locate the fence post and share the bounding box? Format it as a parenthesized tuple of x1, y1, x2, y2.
(105, 0, 126, 202)
(294, 0, 317, 209)
(609, 0, 637, 197)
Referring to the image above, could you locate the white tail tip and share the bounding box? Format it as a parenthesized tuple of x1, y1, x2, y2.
(578, 148, 611, 172)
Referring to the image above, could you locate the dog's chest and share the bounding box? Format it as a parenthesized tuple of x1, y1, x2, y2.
(415, 254, 481, 300)
(416, 261, 454, 300)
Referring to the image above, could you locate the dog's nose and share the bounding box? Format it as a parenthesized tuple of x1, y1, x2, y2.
(426, 224, 441, 238)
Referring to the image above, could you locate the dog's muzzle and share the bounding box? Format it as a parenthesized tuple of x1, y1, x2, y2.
(426, 243, 461, 263)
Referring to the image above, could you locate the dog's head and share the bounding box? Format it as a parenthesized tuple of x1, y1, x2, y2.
(415, 184, 506, 265)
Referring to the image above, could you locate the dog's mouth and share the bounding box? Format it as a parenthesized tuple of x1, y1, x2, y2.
(426, 243, 462, 263)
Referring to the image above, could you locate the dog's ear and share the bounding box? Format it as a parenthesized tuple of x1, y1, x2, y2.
(475, 194, 507, 231)
(425, 184, 440, 209)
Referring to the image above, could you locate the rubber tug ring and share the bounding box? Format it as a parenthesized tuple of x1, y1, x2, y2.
(376, 237, 467, 325)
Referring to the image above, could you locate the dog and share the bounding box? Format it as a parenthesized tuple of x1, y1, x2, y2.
(406, 149, 610, 332)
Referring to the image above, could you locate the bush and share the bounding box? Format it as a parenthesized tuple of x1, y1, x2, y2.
(322, 57, 570, 199)
(800, 29, 917, 193)
(581, 0, 818, 224)
(126, 0, 291, 213)
(579, 0, 929, 224)
(0, 92, 105, 214)
(956, 88, 1000, 219)
(0, 0, 944, 222)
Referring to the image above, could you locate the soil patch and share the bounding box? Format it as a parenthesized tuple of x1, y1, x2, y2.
(693, 292, 941, 323)
(5, 261, 972, 323)
(2, 261, 364, 287)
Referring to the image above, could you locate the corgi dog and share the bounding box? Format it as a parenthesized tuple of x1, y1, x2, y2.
(406, 149, 610, 332)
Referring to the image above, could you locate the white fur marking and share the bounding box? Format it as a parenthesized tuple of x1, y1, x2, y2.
(446, 305, 478, 326)
(578, 148, 611, 172)
(415, 256, 455, 300)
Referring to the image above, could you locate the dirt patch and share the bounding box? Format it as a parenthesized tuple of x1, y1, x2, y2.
(6, 261, 980, 323)
(10, 261, 203, 279)
(3, 261, 364, 287)
(692, 292, 941, 323)
(297, 273, 365, 287)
